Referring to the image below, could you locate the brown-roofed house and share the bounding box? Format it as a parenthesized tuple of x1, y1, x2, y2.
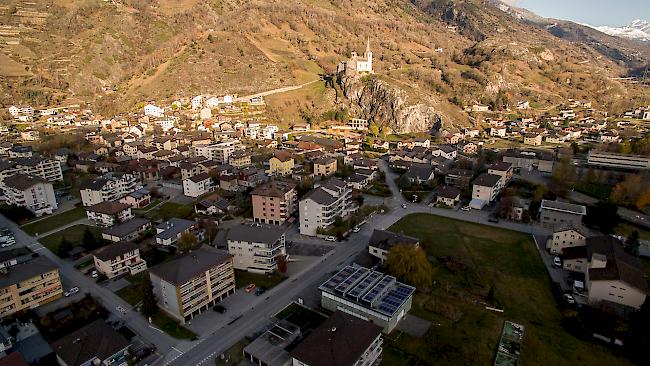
(52, 320, 130, 366)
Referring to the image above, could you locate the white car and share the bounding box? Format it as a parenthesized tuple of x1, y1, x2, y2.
(91, 270, 99, 278)
(564, 294, 575, 304)
(352, 227, 361, 233)
(401, 204, 407, 209)
(324, 236, 337, 242)
(0, 241, 15, 248)
(461, 206, 471, 212)
(553, 256, 562, 267)
(64, 287, 80, 297)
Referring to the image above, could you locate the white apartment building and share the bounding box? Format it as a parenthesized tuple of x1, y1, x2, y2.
(0, 157, 63, 182)
(149, 247, 235, 324)
(143, 104, 164, 117)
(93, 241, 147, 279)
(85, 202, 134, 227)
(80, 172, 141, 206)
(470, 173, 502, 209)
(226, 224, 286, 274)
(349, 118, 368, 130)
(194, 140, 242, 164)
(299, 178, 355, 236)
(182, 172, 214, 197)
(1, 174, 58, 216)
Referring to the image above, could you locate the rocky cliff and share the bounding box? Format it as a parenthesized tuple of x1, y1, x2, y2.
(337, 73, 442, 134)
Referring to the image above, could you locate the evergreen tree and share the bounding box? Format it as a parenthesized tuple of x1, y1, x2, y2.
(141, 276, 157, 317)
(624, 231, 640, 256)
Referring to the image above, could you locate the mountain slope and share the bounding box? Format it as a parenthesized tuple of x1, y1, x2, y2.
(0, 0, 648, 131)
(586, 19, 650, 43)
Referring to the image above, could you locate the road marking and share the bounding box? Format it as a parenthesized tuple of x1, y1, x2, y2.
(171, 346, 183, 354)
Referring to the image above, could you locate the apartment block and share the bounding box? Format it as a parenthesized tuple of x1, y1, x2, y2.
(0, 157, 63, 182)
(93, 242, 147, 279)
(194, 140, 242, 164)
(226, 224, 286, 274)
(149, 246, 235, 324)
(0, 173, 57, 216)
(299, 178, 355, 236)
(183, 172, 214, 198)
(251, 180, 297, 225)
(0, 256, 62, 318)
(313, 157, 337, 177)
(318, 264, 414, 333)
(80, 172, 141, 206)
(470, 173, 502, 209)
(85, 201, 134, 227)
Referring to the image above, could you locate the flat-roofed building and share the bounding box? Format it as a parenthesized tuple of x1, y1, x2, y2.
(226, 224, 286, 274)
(0, 256, 62, 317)
(291, 311, 382, 366)
(243, 320, 302, 366)
(148, 246, 235, 324)
(318, 264, 414, 333)
(587, 151, 650, 171)
(502, 150, 554, 173)
(539, 200, 586, 229)
(251, 181, 297, 225)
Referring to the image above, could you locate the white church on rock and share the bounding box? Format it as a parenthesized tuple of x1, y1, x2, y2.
(338, 38, 373, 75)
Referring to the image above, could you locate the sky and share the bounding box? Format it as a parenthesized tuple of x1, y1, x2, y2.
(502, 0, 650, 27)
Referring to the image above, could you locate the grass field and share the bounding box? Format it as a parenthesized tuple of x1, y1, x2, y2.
(145, 202, 193, 221)
(151, 311, 196, 340)
(115, 272, 149, 306)
(38, 224, 100, 254)
(22, 207, 87, 235)
(234, 270, 285, 290)
(382, 213, 630, 366)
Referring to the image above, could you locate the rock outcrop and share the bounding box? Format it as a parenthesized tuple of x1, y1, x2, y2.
(338, 73, 441, 134)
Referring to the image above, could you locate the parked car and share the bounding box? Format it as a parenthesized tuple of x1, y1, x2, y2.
(116, 306, 127, 314)
(324, 236, 337, 242)
(245, 283, 256, 293)
(461, 206, 471, 212)
(564, 293, 575, 305)
(64, 287, 80, 297)
(255, 287, 267, 296)
(553, 256, 562, 267)
(212, 305, 227, 313)
(352, 226, 361, 233)
(401, 204, 407, 209)
(91, 270, 99, 278)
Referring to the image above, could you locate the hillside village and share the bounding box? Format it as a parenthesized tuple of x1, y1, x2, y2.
(1, 1, 650, 366)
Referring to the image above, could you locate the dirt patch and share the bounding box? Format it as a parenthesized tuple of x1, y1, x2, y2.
(0, 52, 31, 77)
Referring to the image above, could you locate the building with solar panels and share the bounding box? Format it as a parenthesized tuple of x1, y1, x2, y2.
(318, 264, 415, 333)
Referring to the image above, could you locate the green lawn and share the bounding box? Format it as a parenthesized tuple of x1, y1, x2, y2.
(21, 207, 87, 235)
(574, 182, 612, 201)
(139, 199, 163, 212)
(234, 270, 286, 289)
(115, 272, 149, 306)
(145, 202, 194, 221)
(151, 311, 196, 340)
(38, 224, 100, 254)
(382, 213, 631, 366)
(215, 339, 250, 366)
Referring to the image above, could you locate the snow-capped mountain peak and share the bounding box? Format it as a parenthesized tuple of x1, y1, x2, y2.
(585, 19, 650, 42)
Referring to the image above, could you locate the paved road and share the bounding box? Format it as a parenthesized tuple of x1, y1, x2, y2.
(0, 215, 179, 360)
(164, 159, 553, 366)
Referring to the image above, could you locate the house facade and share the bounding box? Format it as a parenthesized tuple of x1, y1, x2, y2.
(226, 224, 286, 274)
(0, 174, 57, 216)
(299, 178, 355, 236)
(93, 242, 147, 279)
(251, 180, 297, 225)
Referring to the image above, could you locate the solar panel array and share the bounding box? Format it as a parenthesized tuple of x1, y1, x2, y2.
(346, 271, 383, 301)
(377, 284, 415, 316)
(361, 275, 396, 306)
(334, 267, 368, 294)
(320, 265, 357, 291)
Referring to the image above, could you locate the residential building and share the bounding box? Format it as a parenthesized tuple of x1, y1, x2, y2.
(118, 188, 151, 209)
(155, 218, 198, 247)
(299, 178, 355, 236)
(144, 104, 164, 117)
(503, 150, 554, 173)
(291, 312, 382, 366)
(243, 320, 302, 366)
(195, 140, 241, 164)
(85, 201, 133, 227)
(313, 157, 337, 177)
(183, 172, 214, 197)
(349, 118, 369, 130)
(547, 226, 589, 255)
(229, 150, 251, 168)
(93, 241, 147, 279)
(226, 224, 286, 274)
(195, 194, 232, 216)
(0, 157, 63, 182)
(445, 168, 473, 189)
(318, 264, 414, 332)
(470, 173, 502, 209)
(487, 162, 513, 186)
(80, 172, 141, 206)
(523, 133, 542, 146)
(101, 218, 151, 242)
(368, 230, 420, 263)
(52, 320, 131, 366)
(0, 256, 62, 318)
(149, 246, 235, 324)
(587, 151, 650, 171)
(251, 180, 297, 225)
(267, 151, 295, 176)
(0, 174, 57, 216)
(585, 236, 648, 309)
(404, 164, 435, 185)
(539, 200, 586, 229)
(435, 185, 461, 206)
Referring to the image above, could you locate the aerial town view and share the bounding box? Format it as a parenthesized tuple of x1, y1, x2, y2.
(0, 0, 650, 365)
